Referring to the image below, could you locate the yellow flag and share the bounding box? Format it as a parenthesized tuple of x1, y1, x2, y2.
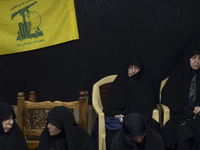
(0, 0, 79, 55)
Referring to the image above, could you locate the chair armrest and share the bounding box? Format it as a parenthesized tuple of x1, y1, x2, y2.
(93, 100, 104, 116)
(102, 134, 106, 150)
(92, 94, 106, 150)
(152, 108, 159, 123)
(93, 103, 106, 150)
(161, 104, 170, 126)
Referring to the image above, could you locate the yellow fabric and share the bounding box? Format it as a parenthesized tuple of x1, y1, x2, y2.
(0, 0, 79, 55)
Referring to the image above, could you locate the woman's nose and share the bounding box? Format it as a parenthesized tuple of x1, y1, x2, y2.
(194, 58, 200, 63)
(135, 137, 143, 143)
(132, 68, 136, 73)
(9, 119, 14, 124)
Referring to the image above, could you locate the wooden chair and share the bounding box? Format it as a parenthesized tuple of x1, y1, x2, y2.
(17, 91, 88, 150)
(28, 90, 36, 102)
(12, 91, 36, 124)
(92, 75, 159, 150)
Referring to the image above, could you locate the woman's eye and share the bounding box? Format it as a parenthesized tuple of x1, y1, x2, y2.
(192, 56, 196, 59)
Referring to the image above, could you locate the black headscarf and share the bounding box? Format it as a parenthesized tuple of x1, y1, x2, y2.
(162, 48, 200, 120)
(111, 113, 165, 150)
(0, 101, 28, 150)
(103, 55, 156, 121)
(38, 106, 96, 150)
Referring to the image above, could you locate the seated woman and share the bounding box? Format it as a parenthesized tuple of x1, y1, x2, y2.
(162, 49, 200, 150)
(111, 113, 164, 150)
(103, 55, 158, 150)
(38, 106, 96, 150)
(0, 102, 28, 150)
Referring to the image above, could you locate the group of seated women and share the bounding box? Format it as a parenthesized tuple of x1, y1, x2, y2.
(0, 101, 164, 150)
(0, 102, 96, 150)
(95, 48, 200, 150)
(1, 47, 200, 150)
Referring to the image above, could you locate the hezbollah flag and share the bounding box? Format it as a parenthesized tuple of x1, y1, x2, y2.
(0, 0, 79, 55)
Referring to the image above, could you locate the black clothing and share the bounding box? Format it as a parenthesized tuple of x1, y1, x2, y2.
(0, 101, 28, 150)
(38, 106, 96, 150)
(162, 49, 200, 150)
(103, 56, 156, 122)
(111, 113, 165, 150)
(103, 56, 158, 150)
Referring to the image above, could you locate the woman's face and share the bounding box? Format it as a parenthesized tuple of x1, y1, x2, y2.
(2, 115, 14, 133)
(128, 65, 140, 77)
(190, 54, 200, 70)
(47, 123, 62, 136)
(130, 134, 146, 144)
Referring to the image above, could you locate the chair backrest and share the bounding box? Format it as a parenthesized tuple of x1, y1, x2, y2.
(92, 75, 117, 150)
(159, 77, 169, 103)
(17, 91, 88, 150)
(92, 75, 117, 112)
(28, 90, 36, 102)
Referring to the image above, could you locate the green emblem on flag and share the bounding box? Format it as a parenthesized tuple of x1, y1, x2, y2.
(11, 1, 43, 41)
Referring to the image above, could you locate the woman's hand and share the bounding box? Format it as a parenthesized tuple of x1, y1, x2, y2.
(114, 114, 124, 122)
(193, 106, 200, 115)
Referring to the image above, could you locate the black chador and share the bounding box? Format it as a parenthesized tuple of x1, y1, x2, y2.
(0, 102, 28, 150)
(103, 56, 159, 150)
(111, 113, 165, 150)
(38, 106, 96, 150)
(162, 48, 200, 150)
(103, 56, 157, 122)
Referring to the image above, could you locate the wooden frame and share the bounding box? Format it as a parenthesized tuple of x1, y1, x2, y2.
(17, 91, 88, 150)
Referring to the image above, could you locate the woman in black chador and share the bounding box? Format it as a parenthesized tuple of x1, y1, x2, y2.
(0, 101, 28, 150)
(38, 106, 96, 150)
(111, 113, 165, 150)
(103, 56, 158, 150)
(162, 48, 200, 150)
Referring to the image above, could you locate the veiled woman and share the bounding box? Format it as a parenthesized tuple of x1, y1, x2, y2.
(103, 56, 158, 150)
(38, 106, 96, 150)
(0, 101, 28, 150)
(162, 48, 200, 150)
(111, 113, 164, 150)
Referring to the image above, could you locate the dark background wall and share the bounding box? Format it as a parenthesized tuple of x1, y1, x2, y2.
(1, 0, 200, 104)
